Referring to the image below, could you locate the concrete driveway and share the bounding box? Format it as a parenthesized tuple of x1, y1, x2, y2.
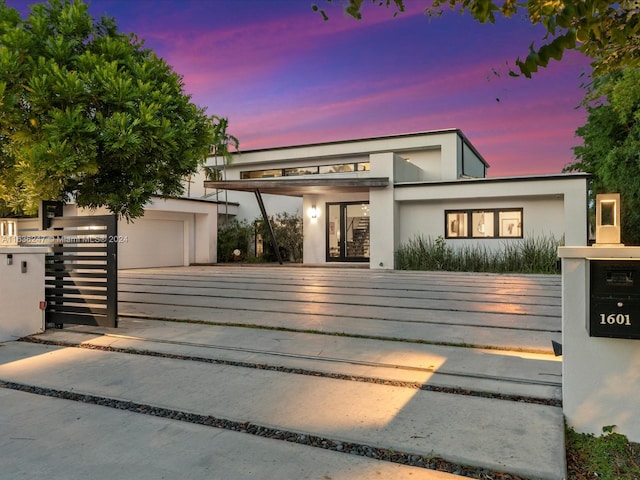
(0, 266, 564, 480)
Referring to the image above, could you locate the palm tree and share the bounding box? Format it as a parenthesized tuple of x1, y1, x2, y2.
(205, 116, 239, 216)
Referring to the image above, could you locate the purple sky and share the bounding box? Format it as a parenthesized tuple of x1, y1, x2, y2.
(8, 0, 592, 177)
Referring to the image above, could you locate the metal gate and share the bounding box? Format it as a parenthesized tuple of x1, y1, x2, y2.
(43, 215, 118, 328)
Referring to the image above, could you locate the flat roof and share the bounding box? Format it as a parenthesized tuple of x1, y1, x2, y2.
(394, 172, 591, 188)
(215, 129, 490, 169)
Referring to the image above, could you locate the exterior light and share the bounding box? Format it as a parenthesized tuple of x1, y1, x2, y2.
(595, 193, 622, 245)
(0, 219, 18, 247)
(309, 205, 318, 220)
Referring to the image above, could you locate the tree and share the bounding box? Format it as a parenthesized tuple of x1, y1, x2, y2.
(0, 0, 215, 219)
(313, 0, 640, 77)
(210, 115, 239, 167)
(564, 69, 640, 245)
(187, 115, 238, 197)
(209, 115, 239, 217)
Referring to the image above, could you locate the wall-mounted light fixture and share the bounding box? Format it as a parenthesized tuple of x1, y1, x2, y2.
(595, 193, 622, 245)
(0, 219, 18, 247)
(309, 205, 318, 220)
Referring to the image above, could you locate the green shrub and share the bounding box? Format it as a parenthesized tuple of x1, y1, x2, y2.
(566, 425, 640, 479)
(217, 218, 253, 262)
(395, 234, 563, 274)
(254, 211, 303, 263)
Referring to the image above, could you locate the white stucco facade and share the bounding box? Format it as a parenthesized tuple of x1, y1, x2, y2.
(0, 247, 47, 341)
(396, 174, 588, 249)
(21, 197, 220, 269)
(205, 129, 589, 268)
(92, 197, 217, 269)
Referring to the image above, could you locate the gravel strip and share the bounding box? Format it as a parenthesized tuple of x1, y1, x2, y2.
(0, 379, 528, 480)
(20, 336, 561, 407)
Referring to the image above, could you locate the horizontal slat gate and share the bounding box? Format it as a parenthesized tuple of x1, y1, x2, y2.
(43, 216, 118, 328)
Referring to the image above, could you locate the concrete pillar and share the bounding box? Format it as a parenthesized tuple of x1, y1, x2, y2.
(369, 152, 396, 269)
(195, 212, 217, 264)
(563, 181, 589, 246)
(303, 195, 325, 264)
(559, 246, 640, 442)
(0, 248, 48, 341)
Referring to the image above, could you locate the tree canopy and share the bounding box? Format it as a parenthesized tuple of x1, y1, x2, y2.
(0, 0, 216, 219)
(564, 69, 640, 245)
(313, 0, 640, 78)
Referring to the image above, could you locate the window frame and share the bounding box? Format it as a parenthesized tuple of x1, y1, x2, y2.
(240, 161, 371, 179)
(444, 208, 523, 239)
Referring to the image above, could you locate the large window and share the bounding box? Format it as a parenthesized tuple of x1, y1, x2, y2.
(241, 161, 370, 179)
(241, 169, 283, 179)
(445, 208, 522, 239)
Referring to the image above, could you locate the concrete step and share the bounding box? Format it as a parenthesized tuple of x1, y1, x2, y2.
(32, 318, 562, 401)
(118, 301, 561, 353)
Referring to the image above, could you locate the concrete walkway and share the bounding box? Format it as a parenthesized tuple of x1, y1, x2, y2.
(0, 266, 565, 480)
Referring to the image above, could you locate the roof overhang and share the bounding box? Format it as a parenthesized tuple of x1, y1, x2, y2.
(203, 177, 389, 197)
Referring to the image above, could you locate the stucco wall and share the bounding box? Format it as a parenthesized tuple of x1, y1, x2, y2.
(398, 195, 566, 251)
(395, 175, 588, 250)
(303, 192, 368, 264)
(0, 248, 46, 341)
(397, 148, 440, 181)
(560, 247, 640, 443)
(59, 197, 218, 269)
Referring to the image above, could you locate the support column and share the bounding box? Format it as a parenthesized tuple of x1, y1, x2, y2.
(369, 152, 396, 269)
(255, 189, 283, 265)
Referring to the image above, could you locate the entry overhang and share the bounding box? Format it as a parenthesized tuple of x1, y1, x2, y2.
(203, 177, 389, 197)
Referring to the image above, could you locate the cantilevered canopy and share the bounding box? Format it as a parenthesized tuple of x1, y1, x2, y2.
(204, 176, 389, 266)
(203, 177, 389, 197)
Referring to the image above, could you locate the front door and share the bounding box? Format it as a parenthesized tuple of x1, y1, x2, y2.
(326, 202, 370, 262)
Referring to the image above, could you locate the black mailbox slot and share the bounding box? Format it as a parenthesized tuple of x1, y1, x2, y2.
(607, 270, 633, 286)
(590, 260, 640, 339)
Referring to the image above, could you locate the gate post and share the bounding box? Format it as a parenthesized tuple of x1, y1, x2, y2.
(0, 246, 48, 341)
(559, 245, 640, 443)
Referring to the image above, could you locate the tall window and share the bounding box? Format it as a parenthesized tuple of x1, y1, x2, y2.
(445, 209, 522, 239)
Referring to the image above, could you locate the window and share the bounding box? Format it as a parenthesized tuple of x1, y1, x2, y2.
(472, 211, 494, 238)
(445, 209, 522, 239)
(241, 169, 283, 179)
(446, 212, 468, 237)
(498, 211, 522, 237)
(240, 161, 367, 179)
(319, 163, 354, 174)
(284, 166, 319, 176)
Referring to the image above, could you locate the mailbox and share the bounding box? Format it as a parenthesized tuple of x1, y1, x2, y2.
(589, 260, 640, 339)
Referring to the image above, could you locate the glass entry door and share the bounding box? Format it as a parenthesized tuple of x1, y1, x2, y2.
(327, 202, 370, 262)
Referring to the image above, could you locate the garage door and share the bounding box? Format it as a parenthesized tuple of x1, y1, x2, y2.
(118, 217, 185, 269)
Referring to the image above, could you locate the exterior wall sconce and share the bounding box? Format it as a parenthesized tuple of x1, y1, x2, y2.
(309, 205, 318, 220)
(0, 219, 18, 247)
(595, 193, 622, 245)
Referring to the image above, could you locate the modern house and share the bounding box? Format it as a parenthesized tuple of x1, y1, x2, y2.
(205, 129, 590, 269)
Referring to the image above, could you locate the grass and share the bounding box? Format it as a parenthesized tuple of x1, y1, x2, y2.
(566, 425, 640, 479)
(395, 234, 563, 274)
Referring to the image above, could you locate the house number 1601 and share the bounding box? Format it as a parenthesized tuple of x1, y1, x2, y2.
(600, 313, 631, 326)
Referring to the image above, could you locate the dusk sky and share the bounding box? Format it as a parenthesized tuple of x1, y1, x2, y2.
(8, 0, 593, 177)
